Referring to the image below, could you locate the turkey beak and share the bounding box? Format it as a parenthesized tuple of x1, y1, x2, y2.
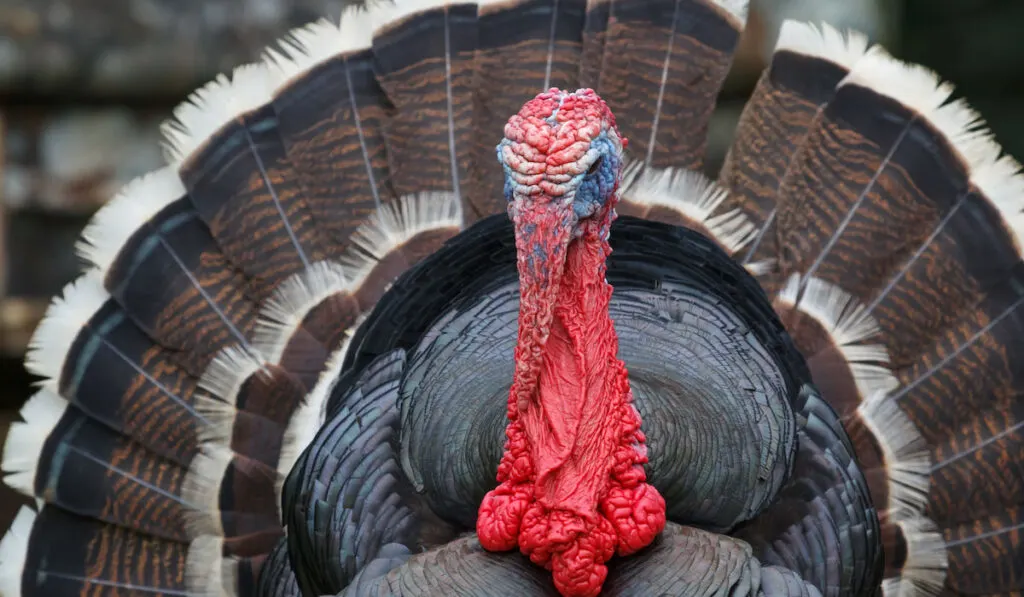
(509, 196, 575, 407)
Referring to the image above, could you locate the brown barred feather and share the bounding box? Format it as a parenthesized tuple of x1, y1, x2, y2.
(28, 278, 214, 467)
(13, 506, 195, 597)
(266, 17, 396, 257)
(716, 22, 871, 282)
(176, 114, 334, 301)
(80, 170, 260, 376)
(943, 506, 1024, 595)
(371, 4, 479, 217)
(589, 0, 746, 171)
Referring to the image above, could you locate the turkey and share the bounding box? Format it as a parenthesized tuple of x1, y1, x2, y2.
(0, 0, 1022, 595)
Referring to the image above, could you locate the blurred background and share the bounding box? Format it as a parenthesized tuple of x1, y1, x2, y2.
(0, 0, 1021, 529)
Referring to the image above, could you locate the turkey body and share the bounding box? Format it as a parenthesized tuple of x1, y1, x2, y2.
(1, 0, 1022, 596)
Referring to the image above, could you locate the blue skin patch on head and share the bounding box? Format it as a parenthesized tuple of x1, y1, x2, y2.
(498, 141, 516, 204)
(572, 134, 620, 220)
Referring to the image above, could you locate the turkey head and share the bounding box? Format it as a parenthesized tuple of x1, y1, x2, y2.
(477, 89, 667, 597)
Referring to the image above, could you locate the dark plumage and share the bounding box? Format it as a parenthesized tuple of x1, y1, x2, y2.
(0, 0, 1022, 595)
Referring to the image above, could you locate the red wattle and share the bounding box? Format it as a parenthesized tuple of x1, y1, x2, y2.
(477, 228, 666, 597)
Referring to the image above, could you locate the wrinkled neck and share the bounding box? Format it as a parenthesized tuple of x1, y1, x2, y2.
(514, 233, 628, 517)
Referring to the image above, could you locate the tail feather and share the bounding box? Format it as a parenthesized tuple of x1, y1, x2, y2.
(165, 64, 335, 302)
(928, 400, 1024, 525)
(586, 0, 748, 171)
(370, 1, 479, 217)
(942, 506, 1024, 595)
(0, 505, 241, 597)
(76, 167, 259, 375)
(0, 388, 286, 553)
(861, 151, 1024, 373)
(731, 20, 1024, 595)
(23, 272, 307, 474)
(618, 164, 759, 258)
(25, 273, 216, 465)
(773, 274, 899, 419)
(337, 191, 464, 311)
(879, 516, 947, 597)
(2, 392, 285, 563)
(3, 391, 214, 543)
(716, 21, 873, 277)
(891, 267, 1024, 440)
(253, 261, 357, 365)
(758, 47, 1023, 365)
(577, 0, 610, 90)
(264, 10, 393, 256)
(891, 267, 1024, 530)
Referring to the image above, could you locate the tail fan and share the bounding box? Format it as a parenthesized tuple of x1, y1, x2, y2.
(724, 20, 1024, 596)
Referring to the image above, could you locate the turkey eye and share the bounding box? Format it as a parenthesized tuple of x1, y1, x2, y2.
(587, 157, 602, 177)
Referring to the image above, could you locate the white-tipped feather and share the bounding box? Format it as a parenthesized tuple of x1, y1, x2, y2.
(264, 6, 375, 90)
(929, 99, 998, 168)
(971, 154, 1024, 251)
(193, 396, 238, 448)
(745, 259, 776, 278)
(186, 535, 240, 597)
(25, 272, 110, 390)
(714, 0, 750, 24)
(775, 20, 872, 70)
(341, 192, 464, 279)
(181, 445, 235, 538)
(841, 48, 955, 118)
(276, 335, 361, 497)
(881, 517, 948, 597)
(840, 49, 1004, 175)
(857, 391, 931, 515)
(477, 0, 517, 12)
(254, 261, 353, 364)
(2, 390, 69, 497)
(198, 346, 266, 406)
(776, 274, 900, 399)
(161, 63, 276, 165)
(620, 164, 758, 254)
(0, 506, 36, 597)
(76, 166, 187, 273)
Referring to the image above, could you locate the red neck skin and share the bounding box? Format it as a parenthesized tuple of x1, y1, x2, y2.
(477, 213, 666, 597)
